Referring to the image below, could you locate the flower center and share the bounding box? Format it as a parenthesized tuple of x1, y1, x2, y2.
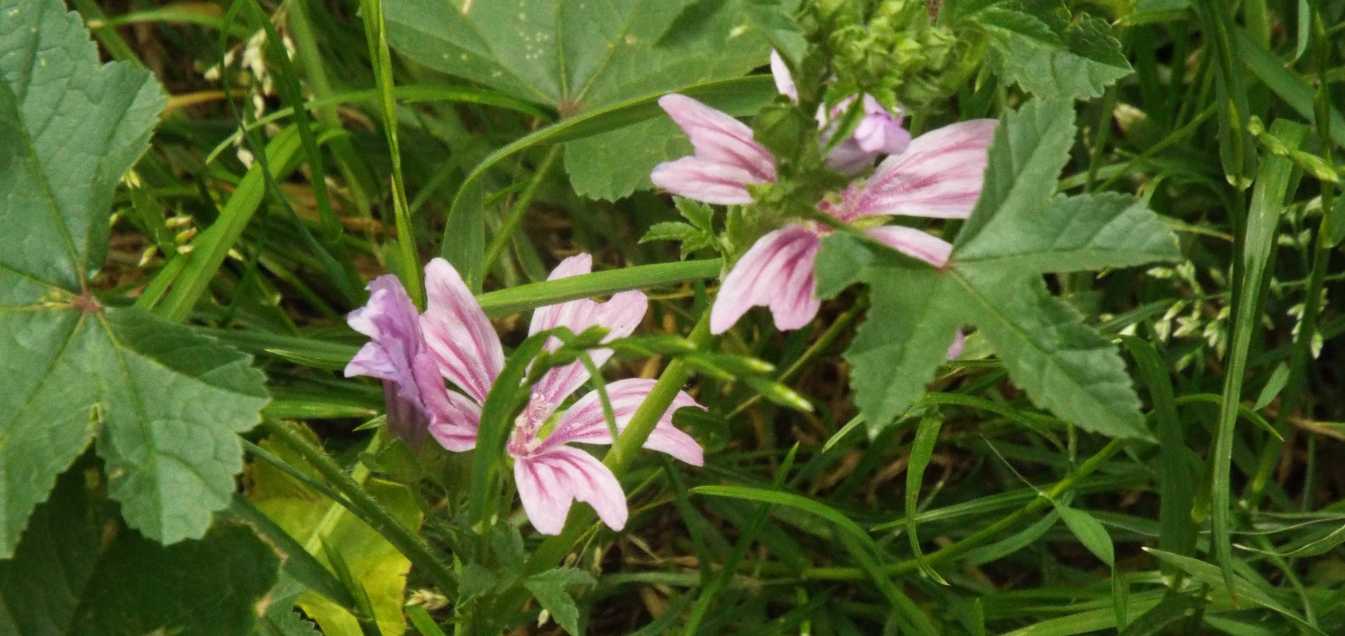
(506, 393, 553, 457)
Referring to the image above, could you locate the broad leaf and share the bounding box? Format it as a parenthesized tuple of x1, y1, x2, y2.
(0, 0, 268, 555)
(970, 3, 1132, 100)
(955, 193, 1181, 272)
(815, 255, 962, 435)
(249, 428, 422, 636)
(385, 0, 775, 199)
(0, 470, 279, 635)
(816, 98, 1179, 440)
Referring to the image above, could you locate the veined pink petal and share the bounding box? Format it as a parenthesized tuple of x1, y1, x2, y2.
(711, 225, 822, 334)
(543, 378, 704, 466)
(345, 275, 450, 445)
(528, 254, 649, 405)
(835, 119, 998, 221)
(651, 157, 762, 205)
(864, 226, 953, 268)
(770, 49, 798, 102)
(658, 94, 776, 182)
(514, 446, 628, 534)
(421, 258, 504, 403)
(427, 389, 483, 452)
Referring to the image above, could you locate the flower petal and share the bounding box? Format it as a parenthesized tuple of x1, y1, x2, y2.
(651, 156, 761, 205)
(823, 96, 912, 174)
(427, 388, 482, 452)
(864, 226, 953, 268)
(528, 255, 649, 405)
(543, 378, 704, 466)
(514, 446, 628, 534)
(770, 49, 798, 102)
(836, 119, 998, 220)
(710, 225, 822, 334)
(345, 274, 448, 445)
(421, 258, 504, 403)
(657, 94, 775, 182)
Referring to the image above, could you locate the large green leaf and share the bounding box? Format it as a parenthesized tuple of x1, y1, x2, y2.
(249, 428, 422, 636)
(0, 470, 279, 635)
(816, 99, 1179, 439)
(968, 3, 1132, 100)
(0, 0, 268, 556)
(385, 0, 775, 199)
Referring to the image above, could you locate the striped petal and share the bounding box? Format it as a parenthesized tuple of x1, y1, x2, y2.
(345, 274, 449, 446)
(542, 378, 704, 466)
(710, 225, 822, 334)
(421, 258, 504, 403)
(528, 254, 649, 405)
(864, 226, 953, 268)
(426, 389, 482, 452)
(835, 119, 997, 220)
(513, 446, 628, 535)
(651, 94, 776, 204)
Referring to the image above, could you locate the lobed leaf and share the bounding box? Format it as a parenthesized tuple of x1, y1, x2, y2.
(0, 0, 268, 555)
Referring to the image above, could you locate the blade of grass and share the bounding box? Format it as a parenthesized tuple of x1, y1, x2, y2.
(360, 0, 422, 307)
(1211, 119, 1307, 598)
(1121, 336, 1198, 574)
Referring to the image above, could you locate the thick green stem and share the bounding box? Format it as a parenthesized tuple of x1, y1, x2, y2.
(262, 420, 458, 597)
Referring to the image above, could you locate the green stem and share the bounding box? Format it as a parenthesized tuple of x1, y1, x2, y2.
(262, 420, 458, 597)
(476, 258, 721, 316)
(482, 146, 563, 274)
(801, 439, 1123, 581)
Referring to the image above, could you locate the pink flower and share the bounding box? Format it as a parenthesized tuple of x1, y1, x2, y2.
(770, 50, 912, 175)
(650, 50, 997, 335)
(690, 115, 998, 334)
(346, 255, 704, 535)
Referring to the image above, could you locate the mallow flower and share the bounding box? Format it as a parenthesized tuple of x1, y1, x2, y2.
(649, 61, 996, 337)
(769, 50, 911, 175)
(346, 255, 704, 534)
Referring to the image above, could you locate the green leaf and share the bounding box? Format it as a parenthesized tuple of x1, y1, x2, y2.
(952, 273, 1152, 440)
(0, 0, 273, 554)
(1143, 549, 1324, 634)
(819, 98, 1178, 441)
(0, 470, 279, 635)
(249, 429, 423, 636)
(973, 5, 1132, 100)
(523, 567, 596, 636)
(906, 416, 948, 584)
(815, 240, 963, 435)
(1052, 503, 1115, 566)
(955, 98, 1079, 250)
(386, 0, 774, 199)
(954, 193, 1182, 272)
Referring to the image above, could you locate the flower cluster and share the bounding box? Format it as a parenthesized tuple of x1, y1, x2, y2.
(345, 255, 704, 534)
(653, 52, 996, 343)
